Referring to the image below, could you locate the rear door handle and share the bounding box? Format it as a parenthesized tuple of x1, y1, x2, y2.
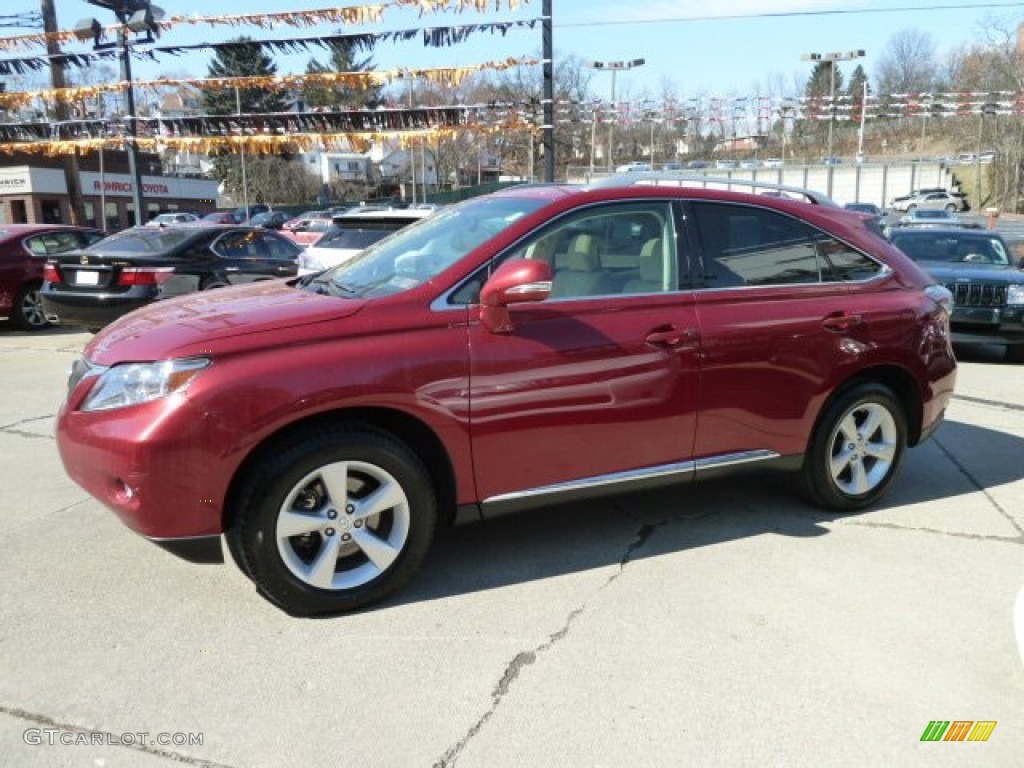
(822, 312, 863, 332)
(645, 325, 697, 347)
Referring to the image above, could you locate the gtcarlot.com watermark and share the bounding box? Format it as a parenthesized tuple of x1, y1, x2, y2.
(23, 728, 203, 748)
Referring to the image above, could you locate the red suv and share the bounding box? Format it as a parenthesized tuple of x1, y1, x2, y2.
(56, 182, 957, 615)
(0, 224, 104, 330)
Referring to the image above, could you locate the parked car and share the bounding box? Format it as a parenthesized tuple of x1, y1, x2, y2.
(686, 160, 708, 169)
(54, 181, 957, 615)
(0, 224, 105, 331)
(280, 217, 332, 247)
(249, 211, 291, 230)
(843, 203, 882, 216)
(821, 157, 844, 166)
(896, 208, 962, 228)
(888, 228, 1024, 362)
(299, 208, 434, 274)
(615, 161, 653, 172)
(202, 211, 242, 225)
(714, 159, 738, 169)
(761, 158, 784, 169)
(890, 190, 969, 213)
(233, 204, 270, 223)
(41, 225, 301, 331)
(283, 210, 331, 231)
(148, 212, 201, 226)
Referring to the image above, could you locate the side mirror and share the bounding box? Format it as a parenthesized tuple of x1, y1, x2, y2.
(480, 258, 553, 333)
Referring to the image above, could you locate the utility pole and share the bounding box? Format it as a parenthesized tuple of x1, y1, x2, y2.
(41, 0, 86, 225)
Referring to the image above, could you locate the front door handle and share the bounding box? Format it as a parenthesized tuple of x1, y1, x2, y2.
(645, 325, 697, 347)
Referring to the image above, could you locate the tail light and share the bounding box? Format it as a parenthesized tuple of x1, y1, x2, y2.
(43, 263, 62, 283)
(118, 267, 175, 286)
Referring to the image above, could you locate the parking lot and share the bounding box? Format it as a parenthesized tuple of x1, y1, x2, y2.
(0, 327, 1021, 767)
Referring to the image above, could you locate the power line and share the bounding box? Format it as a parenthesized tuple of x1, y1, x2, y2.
(558, 2, 1024, 29)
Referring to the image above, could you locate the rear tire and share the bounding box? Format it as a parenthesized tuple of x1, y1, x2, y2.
(1006, 345, 1024, 364)
(227, 425, 438, 616)
(802, 382, 907, 511)
(12, 283, 48, 331)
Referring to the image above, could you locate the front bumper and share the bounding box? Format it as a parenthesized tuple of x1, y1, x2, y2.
(950, 304, 1024, 346)
(56, 385, 235, 542)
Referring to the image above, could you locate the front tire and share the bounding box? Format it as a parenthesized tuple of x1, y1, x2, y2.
(1006, 345, 1024, 364)
(802, 383, 907, 511)
(12, 283, 49, 331)
(228, 425, 438, 616)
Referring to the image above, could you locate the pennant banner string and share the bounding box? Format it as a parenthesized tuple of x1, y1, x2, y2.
(0, 1, 530, 52)
(0, 57, 536, 108)
(0, 19, 539, 75)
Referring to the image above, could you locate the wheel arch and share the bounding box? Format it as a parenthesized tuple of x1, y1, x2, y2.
(814, 365, 924, 448)
(223, 406, 459, 531)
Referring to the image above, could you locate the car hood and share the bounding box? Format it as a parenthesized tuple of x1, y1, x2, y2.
(918, 261, 1024, 282)
(87, 280, 366, 365)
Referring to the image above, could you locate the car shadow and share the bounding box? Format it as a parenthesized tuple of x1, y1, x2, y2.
(0, 322, 90, 337)
(954, 343, 1013, 364)
(370, 417, 1024, 615)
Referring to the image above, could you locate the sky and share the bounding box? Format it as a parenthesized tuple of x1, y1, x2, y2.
(43, 0, 1024, 99)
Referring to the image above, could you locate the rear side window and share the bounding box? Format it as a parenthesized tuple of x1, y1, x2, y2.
(690, 202, 882, 286)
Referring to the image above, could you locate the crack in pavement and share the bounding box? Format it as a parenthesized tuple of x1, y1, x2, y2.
(952, 393, 1024, 413)
(0, 414, 56, 441)
(933, 432, 1024, 539)
(431, 515, 671, 767)
(0, 704, 239, 767)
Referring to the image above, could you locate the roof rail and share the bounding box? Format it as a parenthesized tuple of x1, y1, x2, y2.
(585, 171, 839, 207)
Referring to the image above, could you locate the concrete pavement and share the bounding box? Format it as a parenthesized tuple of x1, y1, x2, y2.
(0, 327, 1021, 767)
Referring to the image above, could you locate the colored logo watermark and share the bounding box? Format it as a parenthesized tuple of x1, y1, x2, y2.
(920, 721, 997, 742)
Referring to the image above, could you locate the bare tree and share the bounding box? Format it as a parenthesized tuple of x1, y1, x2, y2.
(875, 29, 938, 95)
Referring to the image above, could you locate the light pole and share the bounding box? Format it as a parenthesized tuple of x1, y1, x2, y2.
(75, 1, 163, 226)
(801, 49, 864, 162)
(587, 58, 645, 171)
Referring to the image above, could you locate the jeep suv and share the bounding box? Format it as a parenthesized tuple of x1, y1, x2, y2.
(888, 227, 1024, 361)
(56, 181, 957, 615)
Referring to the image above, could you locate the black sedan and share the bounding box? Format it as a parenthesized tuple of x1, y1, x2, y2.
(888, 227, 1024, 362)
(249, 211, 291, 230)
(41, 225, 301, 331)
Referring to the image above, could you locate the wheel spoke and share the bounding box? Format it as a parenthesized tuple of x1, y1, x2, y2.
(864, 440, 896, 464)
(848, 460, 870, 495)
(354, 478, 405, 520)
(836, 413, 859, 443)
(830, 446, 854, 479)
(352, 527, 400, 572)
(317, 462, 351, 506)
(859, 406, 883, 440)
(278, 509, 324, 537)
(306, 533, 344, 589)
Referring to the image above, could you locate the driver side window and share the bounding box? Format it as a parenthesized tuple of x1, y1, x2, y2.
(452, 202, 678, 305)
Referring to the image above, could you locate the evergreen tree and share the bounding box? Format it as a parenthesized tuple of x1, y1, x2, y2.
(202, 37, 288, 116)
(302, 39, 384, 110)
(847, 65, 868, 100)
(201, 38, 288, 188)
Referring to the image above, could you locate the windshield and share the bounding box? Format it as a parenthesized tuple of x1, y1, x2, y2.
(315, 226, 402, 251)
(891, 233, 1010, 265)
(84, 227, 195, 253)
(305, 196, 548, 299)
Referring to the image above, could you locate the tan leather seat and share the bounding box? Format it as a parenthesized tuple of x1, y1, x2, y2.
(623, 238, 664, 293)
(551, 234, 615, 297)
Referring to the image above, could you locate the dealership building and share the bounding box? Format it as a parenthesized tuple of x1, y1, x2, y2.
(0, 151, 219, 230)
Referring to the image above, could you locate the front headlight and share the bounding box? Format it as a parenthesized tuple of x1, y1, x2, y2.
(1008, 285, 1024, 306)
(81, 358, 210, 412)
